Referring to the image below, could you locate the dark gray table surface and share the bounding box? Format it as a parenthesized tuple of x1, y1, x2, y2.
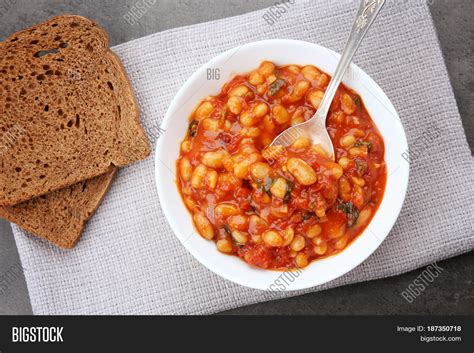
(0, 0, 472, 315)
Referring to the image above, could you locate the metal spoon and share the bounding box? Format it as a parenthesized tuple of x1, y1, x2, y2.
(270, 0, 385, 160)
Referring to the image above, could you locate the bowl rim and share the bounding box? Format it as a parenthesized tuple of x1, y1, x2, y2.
(155, 39, 409, 291)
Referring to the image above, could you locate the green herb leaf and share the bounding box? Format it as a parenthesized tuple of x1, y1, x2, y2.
(262, 178, 274, 196)
(366, 141, 373, 152)
(268, 78, 286, 96)
(336, 201, 360, 227)
(353, 95, 361, 107)
(355, 159, 367, 176)
(354, 140, 373, 152)
(188, 119, 199, 137)
(283, 180, 294, 204)
(302, 211, 314, 220)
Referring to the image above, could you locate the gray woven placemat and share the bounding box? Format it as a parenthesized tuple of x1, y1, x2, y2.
(11, 0, 474, 314)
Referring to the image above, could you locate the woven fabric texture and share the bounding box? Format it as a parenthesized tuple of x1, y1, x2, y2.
(11, 0, 474, 314)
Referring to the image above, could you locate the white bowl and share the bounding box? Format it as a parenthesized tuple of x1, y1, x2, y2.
(155, 39, 409, 291)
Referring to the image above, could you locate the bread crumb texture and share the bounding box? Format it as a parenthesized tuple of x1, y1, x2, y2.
(0, 15, 150, 206)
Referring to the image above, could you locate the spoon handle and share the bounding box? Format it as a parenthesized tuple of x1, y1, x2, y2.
(313, 0, 385, 123)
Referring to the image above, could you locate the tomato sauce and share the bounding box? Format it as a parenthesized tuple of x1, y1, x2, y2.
(177, 61, 386, 270)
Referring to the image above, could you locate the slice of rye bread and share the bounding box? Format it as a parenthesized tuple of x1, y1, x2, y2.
(0, 170, 116, 248)
(0, 15, 150, 206)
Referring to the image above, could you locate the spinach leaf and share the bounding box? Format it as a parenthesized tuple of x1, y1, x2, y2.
(262, 178, 274, 197)
(188, 119, 199, 137)
(302, 211, 315, 220)
(355, 159, 367, 176)
(353, 95, 361, 107)
(354, 140, 373, 152)
(283, 180, 294, 204)
(268, 78, 286, 96)
(336, 201, 360, 227)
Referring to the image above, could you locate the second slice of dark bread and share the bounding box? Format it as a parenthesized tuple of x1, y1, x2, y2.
(0, 15, 150, 206)
(0, 169, 116, 248)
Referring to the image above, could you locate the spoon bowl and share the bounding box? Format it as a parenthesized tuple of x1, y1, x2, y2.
(270, 113, 334, 160)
